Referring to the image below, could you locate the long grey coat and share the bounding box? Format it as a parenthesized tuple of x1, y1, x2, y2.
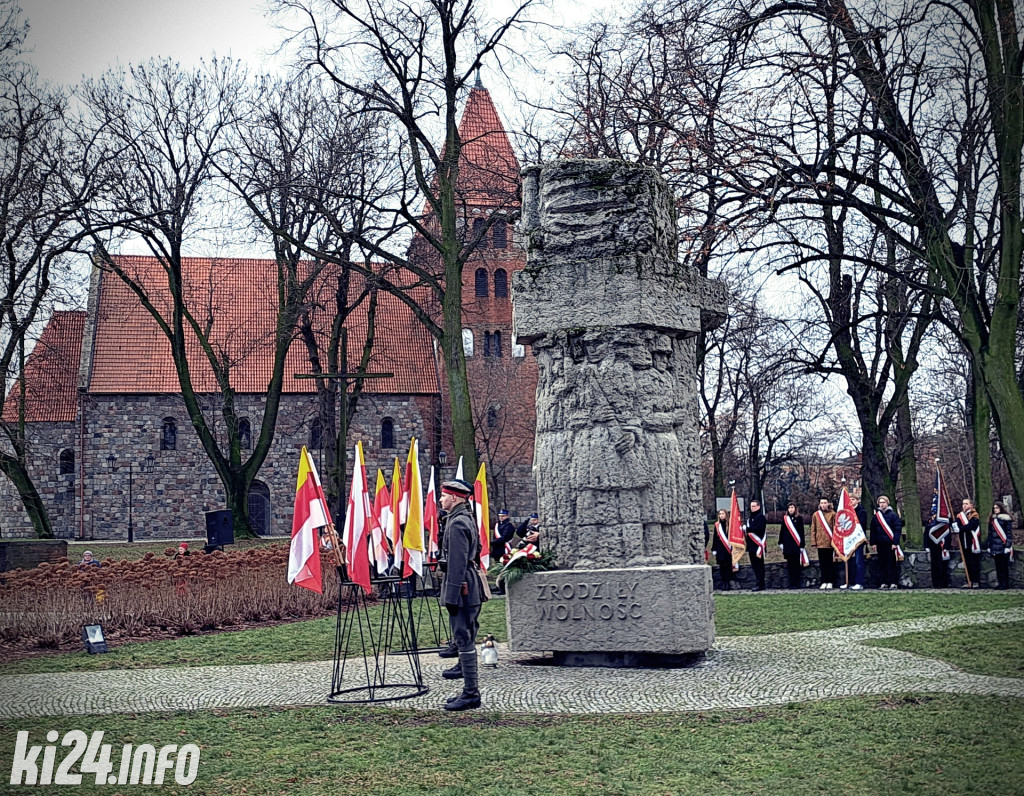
(441, 501, 482, 608)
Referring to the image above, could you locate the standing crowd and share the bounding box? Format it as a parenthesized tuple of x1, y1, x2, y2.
(709, 494, 1015, 591)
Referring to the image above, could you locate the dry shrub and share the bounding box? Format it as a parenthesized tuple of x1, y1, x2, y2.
(0, 544, 339, 645)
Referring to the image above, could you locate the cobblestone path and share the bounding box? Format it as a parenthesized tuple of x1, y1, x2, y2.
(2, 607, 1022, 718)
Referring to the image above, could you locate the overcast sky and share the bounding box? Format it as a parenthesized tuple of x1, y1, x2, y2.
(21, 0, 288, 86)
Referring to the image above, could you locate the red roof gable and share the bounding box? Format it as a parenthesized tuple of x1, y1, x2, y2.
(454, 86, 520, 207)
(88, 257, 438, 396)
(2, 311, 85, 423)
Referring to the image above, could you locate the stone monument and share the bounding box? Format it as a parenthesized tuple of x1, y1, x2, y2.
(509, 159, 727, 666)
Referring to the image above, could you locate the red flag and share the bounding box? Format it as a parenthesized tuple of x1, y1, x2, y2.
(371, 469, 391, 574)
(728, 489, 745, 569)
(288, 446, 329, 594)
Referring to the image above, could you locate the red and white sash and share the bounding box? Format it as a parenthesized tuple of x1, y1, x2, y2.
(815, 510, 833, 540)
(784, 515, 809, 567)
(991, 518, 1013, 560)
(959, 511, 981, 553)
(715, 521, 731, 550)
(874, 510, 896, 542)
(747, 525, 766, 559)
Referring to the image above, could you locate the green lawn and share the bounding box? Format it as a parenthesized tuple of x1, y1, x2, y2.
(1, 695, 1021, 795)
(869, 621, 1024, 678)
(3, 591, 1021, 676)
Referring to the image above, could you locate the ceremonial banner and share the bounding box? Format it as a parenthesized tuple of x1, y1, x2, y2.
(833, 487, 867, 561)
(475, 462, 491, 570)
(288, 446, 329, 594)
(932, 466, 954, 523)
(341, 441, 372, 594)
(728, 489, 745, 569)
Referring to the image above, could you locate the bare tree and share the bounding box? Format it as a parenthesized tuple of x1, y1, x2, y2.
(736, 0, 1024, 506)
(77, 59, 327, 537)
(220, 72, 398, 518)
(275, 0, 537, 475)
(0, 2, 100, 537)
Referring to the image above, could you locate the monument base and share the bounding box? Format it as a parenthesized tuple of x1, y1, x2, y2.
(506, 565, 714, 666)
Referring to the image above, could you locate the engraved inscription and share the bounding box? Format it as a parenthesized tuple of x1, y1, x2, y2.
(535, 580, 643, 621)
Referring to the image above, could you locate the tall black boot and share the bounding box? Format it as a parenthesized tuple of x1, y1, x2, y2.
(444, 651, 481, 711)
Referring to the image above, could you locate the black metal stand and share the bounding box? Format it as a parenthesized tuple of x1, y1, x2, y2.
(391, 563, 449, 654)
(328, 570, 429, 703)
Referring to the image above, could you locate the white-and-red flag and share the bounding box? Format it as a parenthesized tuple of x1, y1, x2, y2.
(474, 462, 491, 570)
(728, 489, 745, 570)
(341, 441, 373, 594)
(833, 486, 867, 561)
(288, 446, 329, 594)
(402, 439, 425, 577)
(371, 469, 391, 574)
(425, 465, 440, 561)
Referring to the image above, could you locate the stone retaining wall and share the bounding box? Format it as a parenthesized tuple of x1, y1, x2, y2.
(0, 540, 68, 572)
(717, 550, 1021, 589)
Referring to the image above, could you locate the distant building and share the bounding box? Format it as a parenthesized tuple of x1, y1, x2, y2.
(0, 84, 537, 539)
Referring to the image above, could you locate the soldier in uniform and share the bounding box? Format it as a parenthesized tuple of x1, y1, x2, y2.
(438, 479, 483, 711)
(810, 498, 837, 589)
(746, 499, 767, 591)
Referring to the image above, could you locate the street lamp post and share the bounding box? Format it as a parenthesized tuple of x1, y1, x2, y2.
(107, 454, 154, 543)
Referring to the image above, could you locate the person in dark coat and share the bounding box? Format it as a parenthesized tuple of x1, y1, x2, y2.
(438, 479, 483, 710)
(924, 512, 952, 588)
(746, 499, 767, 591)
(870, 495, 903, 589)
(778, 502, 806, 589)
(954, 498, 982, 588)
(515, 512, 541, 550)
(987, 501, 1014, 590)
(711, 508, 735, 590)
(490, 509, 517, 561)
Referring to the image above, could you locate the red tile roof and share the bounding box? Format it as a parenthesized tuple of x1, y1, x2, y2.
(88, 257, 439, 396)
(2, 311, 85, 422)
(454, 86, 520, 207)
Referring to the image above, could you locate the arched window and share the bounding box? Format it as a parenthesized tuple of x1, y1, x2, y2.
(248, 480, 272, 536)
(493, 268, 508, 298)
(493, 330, 502, 357)
(462, 328, 474, 357)
(310, 417, 323, 449)
(160, 418, 177, 451)
(381, 417, 395, 449)
(238, 418, 251, 449)
(472, 217, 488, 248)
(475, 267, 489, 297)
(492, 219, 507, 248)
(484, 331, 492, 357)
(59, 449, 75, 475)
(487, 405, 499, 428)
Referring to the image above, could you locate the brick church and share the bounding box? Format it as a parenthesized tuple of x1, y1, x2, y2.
(0, 85, 538, 540)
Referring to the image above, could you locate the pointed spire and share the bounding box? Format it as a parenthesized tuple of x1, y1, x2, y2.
(475, 66, 483, 88)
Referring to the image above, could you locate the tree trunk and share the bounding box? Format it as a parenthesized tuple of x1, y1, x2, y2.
(894, 392, 922, 546)
(223, 474, 254, 540)
(970, 362, 994, 516)
(0, 454, 54, 538)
